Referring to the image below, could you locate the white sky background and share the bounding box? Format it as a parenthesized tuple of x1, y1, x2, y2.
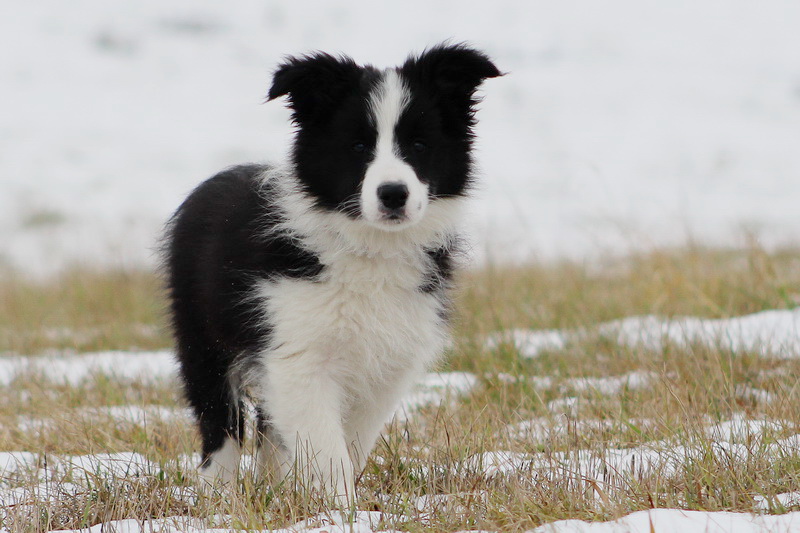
(2, 0, 800, 275)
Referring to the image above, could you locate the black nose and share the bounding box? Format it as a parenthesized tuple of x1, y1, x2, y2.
(377, 182, 409, 210)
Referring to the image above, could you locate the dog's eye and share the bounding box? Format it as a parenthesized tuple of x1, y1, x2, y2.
(412, 141, 427, 153)
(351, 142, 367, 154)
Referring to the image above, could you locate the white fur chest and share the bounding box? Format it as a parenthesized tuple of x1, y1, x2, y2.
(257, 250, 448, 387)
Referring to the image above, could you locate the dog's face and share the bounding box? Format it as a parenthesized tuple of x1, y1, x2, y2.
(268, 44, 500, 231)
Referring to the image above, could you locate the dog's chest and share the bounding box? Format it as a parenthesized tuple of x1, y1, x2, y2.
(259, 252, 447, 372)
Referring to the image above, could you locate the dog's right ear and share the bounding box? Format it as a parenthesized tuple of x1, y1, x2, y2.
(268, 53, 363, 123)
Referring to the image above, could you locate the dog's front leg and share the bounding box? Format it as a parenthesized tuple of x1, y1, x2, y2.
(346, 369, 421, 473)
(261, 353, 355, 505)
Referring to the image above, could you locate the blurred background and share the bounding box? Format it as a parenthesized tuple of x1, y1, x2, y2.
(2, 0, 799, 277)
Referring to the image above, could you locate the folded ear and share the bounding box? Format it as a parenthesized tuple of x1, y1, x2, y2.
(268, 52, 363, 123)
(401, 43, 502, 98)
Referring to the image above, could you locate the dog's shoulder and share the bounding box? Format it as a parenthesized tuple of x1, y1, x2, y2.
(167, 164, 323, 284)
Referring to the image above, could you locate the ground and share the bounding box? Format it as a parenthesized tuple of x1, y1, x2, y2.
(1, 246, 800, 532)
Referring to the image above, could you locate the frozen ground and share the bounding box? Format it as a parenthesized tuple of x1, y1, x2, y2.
(2, 310, 800, 532)
(3, 405, 800, 532)
(2, 0, 800, 276)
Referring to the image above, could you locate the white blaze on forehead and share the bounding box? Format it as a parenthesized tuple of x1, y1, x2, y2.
(368, 69, 410, 152)
(361, 69, 429, 230)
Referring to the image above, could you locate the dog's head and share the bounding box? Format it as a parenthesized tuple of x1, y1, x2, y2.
(268, 43, 501, 231)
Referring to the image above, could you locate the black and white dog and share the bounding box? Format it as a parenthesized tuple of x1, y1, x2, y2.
(163, 43, 500, 500)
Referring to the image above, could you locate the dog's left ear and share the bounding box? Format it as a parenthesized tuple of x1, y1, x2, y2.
(402, 43, 502, 99)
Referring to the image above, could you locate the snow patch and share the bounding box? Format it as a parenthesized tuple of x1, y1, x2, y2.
(531, 508, 800, 533)
(704, 413, 789, 442)
(394, 372, 478, 421)
(52, 453, 160, 479)
(547, 397, 582, 416)
(755, 491, 800, 511)
(0, 350, 177, 386)
(491, 370, 658, 396)
(487, 329, 567, 358)
(463, 415, 800, 490)
(734, 385, 777, 404)
(18, 405, 193, 433)
(0, 481, 82, 509)
(1, 350, 472, 426)
(489, 309, 800, 359)
(43, 510, 401, 533)
(0, 452, 38, 480)
(562, 370, 658, 395)
(507, 415, 656, 442)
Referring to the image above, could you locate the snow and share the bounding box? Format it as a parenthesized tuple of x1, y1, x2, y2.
(18, 405, 193, 432)
(0, 333, 796, 532)
(5, 3, 799, 522)
(44, 511, 399, 533)
(490, 309, 800, 359)
(48, 517, 210, 533)
(506, 416, 656, 442)
(602, 311, 800, 358)
(466, 411, 800, 493)
(0, 452, 38, 479)
(0, 482, 82, 507)
(2, 0, 800, 276)
(0, 350, 177, 386)
(462, 434, 799, 488)
(78, 404, 192, 425)
(1, 412, 799, 532)
(755, 491, 800, 511)
(0, 350, 475, 419)
(0, 350, 476, 426)
(487, 329, 568, 358)
(559, 371, 658, 395)
(12, 346, 799, 532)
(53, 452, 160, 479)
(8, 508, 800, 533)
(704, 413, 788, 442)
(735, 384, 777, 404)
(282, 512, 399, 533)
(547, 397, 582, 416)
(532, 509, 800, 533)
(395, 371, 478, 420)
(491, 371, 658, 397)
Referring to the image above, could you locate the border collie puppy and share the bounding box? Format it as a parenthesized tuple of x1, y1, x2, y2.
(164, 43, 500, 501)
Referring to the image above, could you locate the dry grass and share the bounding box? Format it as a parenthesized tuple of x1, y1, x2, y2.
(1, 244, 800, 531)
(0, 269, 169, 354)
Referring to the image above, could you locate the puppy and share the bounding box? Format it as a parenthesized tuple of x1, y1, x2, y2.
(163, 43, 500, 501)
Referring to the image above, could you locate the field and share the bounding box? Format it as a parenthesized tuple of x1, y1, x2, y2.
(2, 244, 800, 532)
(4, 1, 799, 531)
